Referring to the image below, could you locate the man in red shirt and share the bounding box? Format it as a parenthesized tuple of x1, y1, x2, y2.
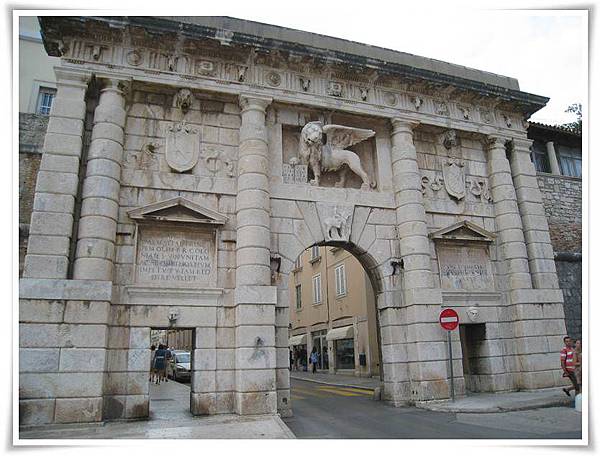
(560, 336, 579, 396)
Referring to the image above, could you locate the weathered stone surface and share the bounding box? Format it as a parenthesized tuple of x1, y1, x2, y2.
(19, 17, 573, 425)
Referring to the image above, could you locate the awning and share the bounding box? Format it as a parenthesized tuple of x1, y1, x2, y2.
(288, 334, 307, 346)
(326, 326, 354, 341)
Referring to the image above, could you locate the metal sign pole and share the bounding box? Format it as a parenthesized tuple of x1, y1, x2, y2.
(448, 330, 455, 402)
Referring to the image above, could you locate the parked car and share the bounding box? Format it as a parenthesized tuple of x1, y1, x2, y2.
(167, 351, 191, 382)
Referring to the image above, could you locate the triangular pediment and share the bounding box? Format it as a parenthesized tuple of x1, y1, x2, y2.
(430, 220, 495, 243)
(128, 197, 228, 225)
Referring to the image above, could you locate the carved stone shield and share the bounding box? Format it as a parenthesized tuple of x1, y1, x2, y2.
(165, 121, 200, 173)
(442, 160, 466, 200)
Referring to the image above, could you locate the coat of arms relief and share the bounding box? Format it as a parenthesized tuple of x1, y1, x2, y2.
(165, 89, 201, 173)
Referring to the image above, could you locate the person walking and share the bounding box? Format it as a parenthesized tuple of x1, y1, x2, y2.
(573, 339, 582, 394)
(149, 344, 156, 382)
(153, 344, 168, 385)
(310, 347, 318, 374)
(560, 336, 579, 396)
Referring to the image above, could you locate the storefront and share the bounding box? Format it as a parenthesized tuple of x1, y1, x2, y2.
(326, 326, 355, 371)
(289, 334, 308, 371)
(311, 329, 329, 370)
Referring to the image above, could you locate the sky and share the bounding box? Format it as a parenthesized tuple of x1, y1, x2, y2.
(228, 8, 586, 126)
(16, 5, 587, 126)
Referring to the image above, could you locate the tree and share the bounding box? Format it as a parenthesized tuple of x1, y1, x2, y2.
(561, 103, 582, 135)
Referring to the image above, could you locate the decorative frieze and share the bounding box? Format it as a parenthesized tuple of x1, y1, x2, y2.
(60, 37, 525, 133)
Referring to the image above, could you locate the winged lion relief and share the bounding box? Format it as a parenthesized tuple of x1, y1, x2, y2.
(299, 121, 376, 190)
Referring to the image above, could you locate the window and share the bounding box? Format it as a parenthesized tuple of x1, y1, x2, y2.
(310, 245, 320, 261)
(530, 141, 551, 173)
(558, 146, 582, 178)
(335, 338, 355, 369)
(294, 254, 302, 271)
(312, 274, 322, 304)
(295, 284, 302, 310)
(335, 263, 347, 297)
(36, 87, 56, 115)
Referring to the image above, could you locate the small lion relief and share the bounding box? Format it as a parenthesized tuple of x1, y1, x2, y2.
(317, 203, 354, 243)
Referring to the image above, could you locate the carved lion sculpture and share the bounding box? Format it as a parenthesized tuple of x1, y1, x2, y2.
(299, 121, 376, 189)
(175, 88, 194, 114)
(324, 210, 351, 241)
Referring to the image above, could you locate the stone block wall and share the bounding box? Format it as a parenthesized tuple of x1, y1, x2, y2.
(106, 85, 241, 418)
(19, 113, 49, 276)
(537, 174, 582, 340)
(537, 174, 582, 253)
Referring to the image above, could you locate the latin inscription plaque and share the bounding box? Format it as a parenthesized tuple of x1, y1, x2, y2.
(136, 227, 216, 287)
(437, 244, 494, 291)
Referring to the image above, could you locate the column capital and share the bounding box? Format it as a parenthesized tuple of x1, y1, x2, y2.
(53, 66, 92, 89)
(96, 75, 131, 95)
(510, 137, 534, 153)
(390, 117, 419, 134)
(484, 135, 510, 150)
(239, 94, 272, 112)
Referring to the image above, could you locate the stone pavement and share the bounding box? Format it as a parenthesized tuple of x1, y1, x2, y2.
(19, 380, 295, 440)
(290, 370, 576, 413)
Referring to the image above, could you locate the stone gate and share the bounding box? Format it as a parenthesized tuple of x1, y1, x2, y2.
(19, 16, 567, 426)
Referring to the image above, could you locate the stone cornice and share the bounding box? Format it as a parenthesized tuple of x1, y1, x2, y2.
(39, 16, 548, 117)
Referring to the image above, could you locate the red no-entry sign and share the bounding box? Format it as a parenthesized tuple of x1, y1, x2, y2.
(439, 308, 459, 331)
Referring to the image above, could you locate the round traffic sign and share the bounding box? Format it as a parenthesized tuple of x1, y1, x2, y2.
(439, 308, 459, 331)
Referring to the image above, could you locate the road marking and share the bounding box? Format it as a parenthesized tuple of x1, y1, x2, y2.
(317, 386, 373, 396)
(291, 387, 330, 397)
(315, 386, 365, 397)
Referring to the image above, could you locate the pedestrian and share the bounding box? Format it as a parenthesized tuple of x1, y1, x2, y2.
(560, 336, 579, 396)
(573, 339, 582, 394)
(310, 347, 318, 374)
(149, 344, 156, 382)
(294, 349, 299, 371)
(289, 349, 293, 370)
(164, 346, 172, 382)
(153, 344, 167, 385)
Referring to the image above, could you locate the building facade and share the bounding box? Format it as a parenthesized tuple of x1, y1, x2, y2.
(18, 16, 60, 275)
(528, 122, 582, 339)
(19, 16, 573, 426)
(288, 246, 380, 377)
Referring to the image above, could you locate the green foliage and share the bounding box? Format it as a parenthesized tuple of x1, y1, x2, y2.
(561, 103, 582, 134)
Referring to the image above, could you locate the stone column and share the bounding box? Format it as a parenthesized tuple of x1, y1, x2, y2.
(389, 118, 448, 402)
(509, 138, 559, 289)
(234, 94, 278, 415)
(546, 141, 561, 175)
(73, 78, 129, 280)
(486, 136, 533, 291)
(506, 138, 566, 389)
(23, 68, 90, 279)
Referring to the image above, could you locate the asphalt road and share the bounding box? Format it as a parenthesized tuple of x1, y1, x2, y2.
(283, 378, 582, 439)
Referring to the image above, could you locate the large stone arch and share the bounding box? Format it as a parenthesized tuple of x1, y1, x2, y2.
(270, 199, 408, 416)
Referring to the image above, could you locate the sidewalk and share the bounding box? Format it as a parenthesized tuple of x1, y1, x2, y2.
(291, 370, 574, 413)
(290, 370, 380, 391)
(19, 380, 295, 440)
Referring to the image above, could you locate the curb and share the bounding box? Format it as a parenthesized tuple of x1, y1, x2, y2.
(415, 397, 572, 413)
(291, 374, 377, 392)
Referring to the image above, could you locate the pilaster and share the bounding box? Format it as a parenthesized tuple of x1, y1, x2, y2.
(233, 94, 278, 415)
(389, 118, 447, 403)
(23, 67, 91, 279)
(486, 136, 533, 291)
(72, 77, 129, 281)
(509, 138, 560, 289)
